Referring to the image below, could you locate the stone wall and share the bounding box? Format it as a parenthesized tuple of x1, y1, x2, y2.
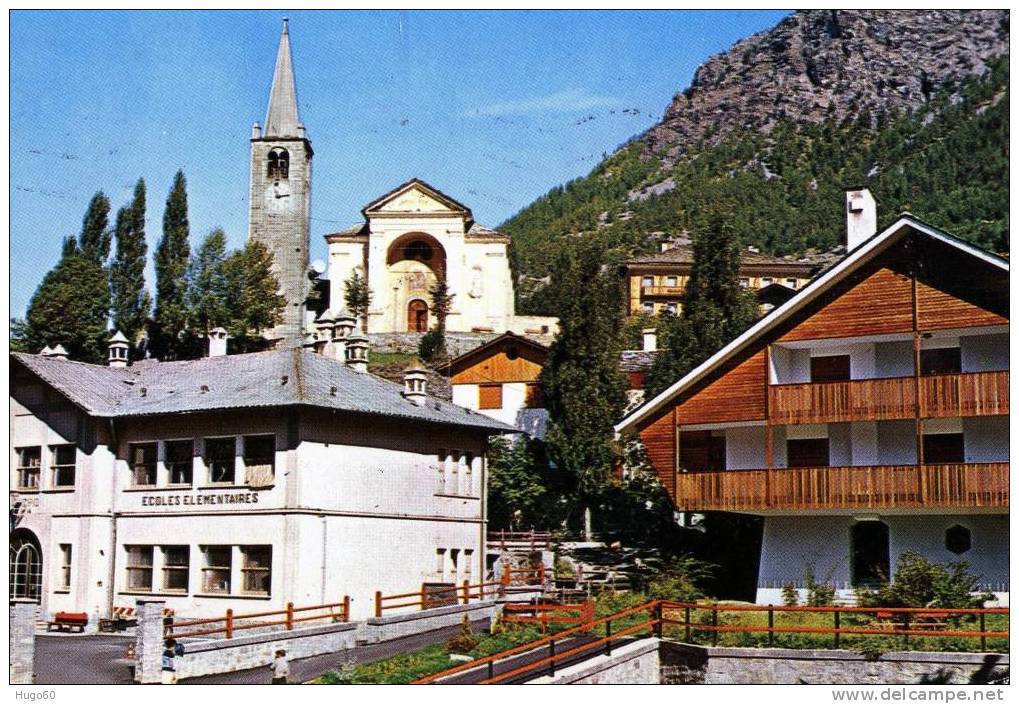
(533, 639, 660, 684)
(358, 600, 500, 644)
(9, 601, 37, 684)
(659, 642, 1010, 685)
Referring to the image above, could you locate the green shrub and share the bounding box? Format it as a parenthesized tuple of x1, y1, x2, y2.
(417, 329, 447, 363)
(804, 564, 836, 606)
(781, 583, 799, 607)
(856, 551, 993, 609)
(646, 555, 714, 602)
(445, 615, 480, 654)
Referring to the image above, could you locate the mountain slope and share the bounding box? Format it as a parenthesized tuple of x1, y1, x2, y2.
(500, 10, 1009, 314)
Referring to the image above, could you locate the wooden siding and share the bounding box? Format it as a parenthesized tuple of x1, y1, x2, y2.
(916, 278, 1009, 330)
(675, 350, 767, 424)
(768, 377, 917, 424)
(779, 267, 914, 342)
(673, 463, 1008, 512)
(919, 371, 1009, 418)
(450, 349, 545, 385)
(639, 409, 676, 498)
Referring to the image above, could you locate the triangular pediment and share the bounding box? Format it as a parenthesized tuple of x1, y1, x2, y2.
(362, 179, 472, 218)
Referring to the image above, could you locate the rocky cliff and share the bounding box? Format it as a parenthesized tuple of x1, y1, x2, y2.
(646, 10, 1009, 160)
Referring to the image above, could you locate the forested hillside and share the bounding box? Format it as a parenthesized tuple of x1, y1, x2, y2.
(501, 11, 1008, 315)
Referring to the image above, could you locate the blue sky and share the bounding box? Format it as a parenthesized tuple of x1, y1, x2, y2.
(10, 9, 791, 317)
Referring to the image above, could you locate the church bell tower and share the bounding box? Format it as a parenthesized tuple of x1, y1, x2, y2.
(249, 18, 313, 346)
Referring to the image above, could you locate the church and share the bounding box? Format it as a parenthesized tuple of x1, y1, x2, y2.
(249, 20, 557, 342)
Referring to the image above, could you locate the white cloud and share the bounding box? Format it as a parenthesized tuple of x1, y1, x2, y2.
(467, 88, 621, 117)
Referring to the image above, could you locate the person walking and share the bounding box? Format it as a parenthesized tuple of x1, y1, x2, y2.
(161, 638, 185, 684)
(270, 649, 290, 684)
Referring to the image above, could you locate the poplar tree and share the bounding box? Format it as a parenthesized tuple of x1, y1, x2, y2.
(220, 240, 285, 352)
(186, 228, 229, 334)
(151, 171, 192, 359)
(110, 179, 150, 350)
(539, 239, 628, 536)
(78, 192, 112, 265)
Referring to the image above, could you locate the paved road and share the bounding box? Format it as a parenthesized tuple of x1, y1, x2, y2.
(34, 634, 136, 685)
(182, 618, 492, 684)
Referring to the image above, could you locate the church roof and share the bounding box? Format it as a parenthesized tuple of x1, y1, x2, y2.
(466, 223, 510, 241)
(361, 178, 474, 218)
(12, 348, 512, 433)
(263, 19, 302, 139)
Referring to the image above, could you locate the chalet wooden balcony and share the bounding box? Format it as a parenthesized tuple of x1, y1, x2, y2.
(673, 462, 1008, 513)
(641, 285, 685, 297)
(768, 371, 1008, 424)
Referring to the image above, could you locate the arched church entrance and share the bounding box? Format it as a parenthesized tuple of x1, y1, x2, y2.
(10, 528, 42, 601)
(408, 300, 429, 332)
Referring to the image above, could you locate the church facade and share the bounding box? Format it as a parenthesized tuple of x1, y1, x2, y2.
(248, 21, 556, 342)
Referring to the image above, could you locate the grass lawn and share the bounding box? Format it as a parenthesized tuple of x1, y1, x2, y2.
(367, 352, 421, 371)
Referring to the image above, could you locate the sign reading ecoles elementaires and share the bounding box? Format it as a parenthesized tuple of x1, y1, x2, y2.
(139, 492, 261, 507)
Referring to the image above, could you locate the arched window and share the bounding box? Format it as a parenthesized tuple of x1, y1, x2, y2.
(404, 240, 433, 263)
(267, 148, 289, 181)
(851, 521, 889, 587)
(10, 532, 42, 601)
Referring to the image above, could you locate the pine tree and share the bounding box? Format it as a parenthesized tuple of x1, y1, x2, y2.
(110, 179, 150, 351)
(78, 192, 111, 265)
(24, 247, 110, 363)
(151, 171, 192, 359)
(343, 269, 372, 332)
(419, 273, 455, 363)
(186, 229, 229, 334)
(539, 239, 628, 535)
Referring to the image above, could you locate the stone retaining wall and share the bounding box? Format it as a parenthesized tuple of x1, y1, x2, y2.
(659, 642, 1010, 685)
(532, 639, 660, 684)
(358, 600, 500, 644)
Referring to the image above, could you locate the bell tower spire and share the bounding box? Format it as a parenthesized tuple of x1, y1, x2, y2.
(248, 18, 313, 347)
(264, 17, 302, 138)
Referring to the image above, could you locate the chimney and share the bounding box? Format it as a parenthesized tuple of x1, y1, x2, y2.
(207, 327, 229, 357)
(402, 367, 428, 406)
(39, 345, 53, 356)
(642, 328, 657, 352)
(251, 122, 261, 139)
(845, 188, 877, 251)
(108, 331, 130, 368)
(344, 334, 369, 373)
(48, 344, 68, 360)
(332, 310, 358, 361)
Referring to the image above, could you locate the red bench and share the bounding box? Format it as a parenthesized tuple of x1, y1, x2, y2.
(48, 611, 88, 633)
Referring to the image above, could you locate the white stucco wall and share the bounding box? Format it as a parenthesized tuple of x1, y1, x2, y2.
(960, 333, 1009, 372)
(725, 426, 767, 470)
(451, 381, 530, 430)
(757, 514, 1009, 604)
(962, 416, 1009, 462)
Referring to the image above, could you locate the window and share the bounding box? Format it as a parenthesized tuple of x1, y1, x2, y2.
(9, 534, 41, 601)
(125, 545, 154, 591)
(162, 546, 189, 592)
(787, 438, 830, 468)
(525, 383, 544, 408)
(449, 451, 461, 495)
(59, 544, 72, 591)
(464, 549, 473, 582)
(404, 240, 433, 262)
(479, 384, 503, 410)
(810, 355, 851, 383)
(267, 147, 289, 180)
(16, 447, 41, 490)
(920, 347, 962, 376)
(130, 443, 157, 487)
(241, 546, 271, 595)
(243, 435, 275, 486)
(166, 440, 193, 485)
(437, 449, 447, 493)
(642, 302, 654, 314)
(202, 546, 232, 593)
(50, 445, 76, 487)
(641, 275, 654, 287)
(739, 277, 750, 289)
(666, 301, 678, 315)
(786, 278, 798, 289)
(761, 277, 773, 286)
(678, 431, 726, 472)
(450, 549, 460, 581)
(923, 433, 965, 464)
(851, 521, 890, 587)
(945, 525, 972, 555)
(464, 453, 474, 496)
(666, 275, 678, 287)
(435, 549, 446, 579)
(205, 437, 236, 484)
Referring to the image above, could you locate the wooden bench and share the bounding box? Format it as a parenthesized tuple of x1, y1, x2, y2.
(48, 612, 88, 633)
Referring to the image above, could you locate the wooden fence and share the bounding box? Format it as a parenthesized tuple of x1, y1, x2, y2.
(488, 530, 553, 551)
(166, 598, 349, 640)
(501, 600, 595, 633)
(374, 579, 503, 618)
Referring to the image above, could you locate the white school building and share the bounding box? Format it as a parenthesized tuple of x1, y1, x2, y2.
(10, 334, 513, 623)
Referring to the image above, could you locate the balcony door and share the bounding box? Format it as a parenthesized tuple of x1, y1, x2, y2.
(810, 355, 851, 383)
(786, 438, 830, 468)
(923, 433, 965, 464)
(679, 431, 726, 472)
(851, 521, 890, 587)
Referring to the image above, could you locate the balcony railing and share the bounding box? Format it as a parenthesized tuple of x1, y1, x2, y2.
(673, 462, 1009, 512)
(768, 371, 1009, 424)
(641, 285, 685, 297)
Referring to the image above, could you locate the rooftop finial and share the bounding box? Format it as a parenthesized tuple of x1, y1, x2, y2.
(282, 16, 289, 31)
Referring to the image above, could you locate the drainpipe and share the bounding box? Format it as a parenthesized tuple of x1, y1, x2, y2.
(106, 419, 119, 619)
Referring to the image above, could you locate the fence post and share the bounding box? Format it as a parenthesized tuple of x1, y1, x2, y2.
(134, 599, 167, 683)
(462, 579, 471, 604)
(653, 601, 662, 638)
(538, 562, 545, 587)
(902, 612, 910, 646)
(834, 609, 840, 649)
(711, 606, 718, 647)
(768, 607, 774, 647)
(487, 659, 494, 682)
(343, 595, 351, 623)
(225, 608, 234, 639)
(375, 591, 382, 618)
(500, 568, 510, 596)
(606, 618, 613, 656)
(549, 639, 556, 677)
(980, 612, 986, 651)
(420, 584, 427, 611)
(684, 606, 691, 642)
(286, 602, 294, 631)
